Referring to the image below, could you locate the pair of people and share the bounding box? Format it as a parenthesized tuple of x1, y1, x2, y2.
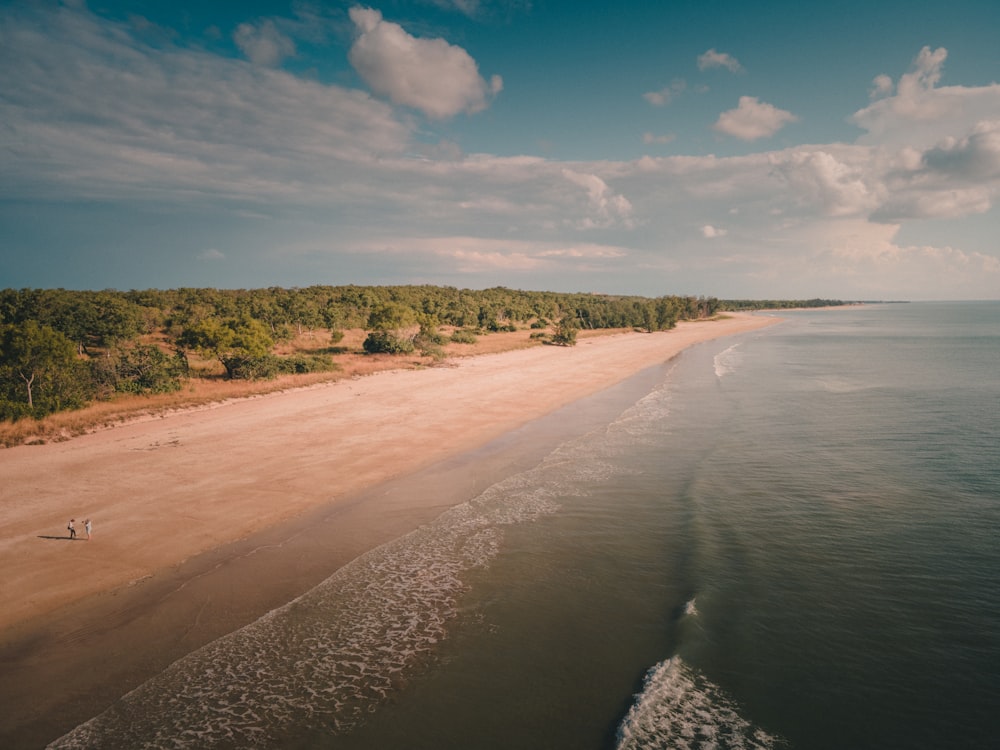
(67, 518, 92, 540)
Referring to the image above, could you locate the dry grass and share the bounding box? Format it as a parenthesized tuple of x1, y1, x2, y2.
(1, 326, 627, 448)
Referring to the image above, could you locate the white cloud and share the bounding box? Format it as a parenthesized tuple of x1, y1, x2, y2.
(854, 47, 951, 128)
(1, 6, 998, 301)
(561, 169, 634, 228)
(861, 120, 1000, 222)
(897, 46, 948, 102)
(922, 120, 1000, 179)
(348, 6, 502, 119)
(643, 90, 669, 106)
(233, 20, 295, 66)
(869, 73, 894, 100)
(643, 132, 676, 145)
(873, 186, 993, 222)
(0, 3, 413, 204)
(772, 150, 879, 217)
(713, 96, 798, 140)
(350, 236, 627, 275)
(820, 221, 1000, 298)
(698, 49, 743, 73)
(852, 47, 1000, 150)
(199, 248, 226, 261)
(643, 79, 685, 107)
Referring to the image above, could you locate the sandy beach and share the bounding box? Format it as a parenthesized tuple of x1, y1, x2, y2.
(0, 313, 776, 748)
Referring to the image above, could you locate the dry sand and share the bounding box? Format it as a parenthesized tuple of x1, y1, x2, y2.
(0, 313, 777, 747)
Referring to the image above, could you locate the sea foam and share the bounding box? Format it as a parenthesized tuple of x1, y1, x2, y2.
(616, 657, 779, 750)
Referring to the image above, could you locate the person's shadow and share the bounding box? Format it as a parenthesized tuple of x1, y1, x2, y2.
(38, 535, 76, 541)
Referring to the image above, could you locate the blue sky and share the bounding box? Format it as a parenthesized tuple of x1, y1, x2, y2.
(2, 0, 1000, 299)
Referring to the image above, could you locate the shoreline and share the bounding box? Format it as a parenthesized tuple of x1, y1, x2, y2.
(0, 314, 778, 747)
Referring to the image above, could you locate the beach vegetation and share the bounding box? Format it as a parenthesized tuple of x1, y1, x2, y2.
(0, 321, 94, 419)
(362, 330, 416, 354)
(178, 316, 275, 379)
(0, 285, 850, 433)
(412, 324, 447, 359)
(90, 343, 187, 396)
(551, 318, 579, 346)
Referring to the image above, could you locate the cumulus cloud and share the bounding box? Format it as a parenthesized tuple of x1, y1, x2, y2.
(873, 186, 993, 222)
(860, 120, 1000, 222)
(701, 225, 727, 238)
(855, 47, 951, 127)
(818, 221, 1000, 298)
(697, 49, 743, 73)
(772, 150, 879, 217)
(561, 169, 634, 228)
(713, 96, 798, 140)
(922, 120, 1000, 179)
(852, 47, 1000, 151)
(348, 6, 502, 119)
(869, 73, 894, 100)
(233, 19, 295, 66)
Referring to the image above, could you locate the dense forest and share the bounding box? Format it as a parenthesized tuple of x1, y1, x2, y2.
(0, 286, 844, 421)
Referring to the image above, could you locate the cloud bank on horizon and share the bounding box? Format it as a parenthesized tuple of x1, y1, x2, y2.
(1, 0, 999, 300)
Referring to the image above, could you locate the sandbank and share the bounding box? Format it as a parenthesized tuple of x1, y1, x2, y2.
(0, 313, 777, 747)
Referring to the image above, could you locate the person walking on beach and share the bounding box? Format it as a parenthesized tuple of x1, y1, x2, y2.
(68, 518, 76, 540)
(85, 518, 92, 541)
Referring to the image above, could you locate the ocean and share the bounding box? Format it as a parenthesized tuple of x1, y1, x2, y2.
(50, 302, 1000, 749)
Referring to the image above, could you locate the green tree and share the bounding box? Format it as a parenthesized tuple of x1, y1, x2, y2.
(367, 302, 417, 332)
(180, 316, 275, 379)
(363, 302, 418, 355)
(551, 318, 579, 346)
(91, 343, 187, 395)
(0, 321, 93, 417)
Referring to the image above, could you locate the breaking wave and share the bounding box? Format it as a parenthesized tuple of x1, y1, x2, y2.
(616, 657, 780, 750)
(714, 344, 742, 379)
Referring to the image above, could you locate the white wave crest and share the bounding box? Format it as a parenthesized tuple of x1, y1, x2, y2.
(714, 344, 742, 379)
(616, 657, 779, 750)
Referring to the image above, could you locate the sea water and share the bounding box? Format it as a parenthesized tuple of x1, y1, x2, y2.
(50, 302, 1000, 749)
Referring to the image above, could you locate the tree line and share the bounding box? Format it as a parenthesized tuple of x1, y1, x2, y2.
(0, 286, 844, 421)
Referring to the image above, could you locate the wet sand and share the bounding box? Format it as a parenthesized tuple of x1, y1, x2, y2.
(0, 315, 777, 747)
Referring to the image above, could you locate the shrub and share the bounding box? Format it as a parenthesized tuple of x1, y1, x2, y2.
(91, 344, 186, 395)
(414, 329, 446, 350)
(551, 319, 578, 346)
(221, 354, 281, 380)
(276, 354, 339, 374)
(449, 329, 478, 344)
(363, 331, 415, 354)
